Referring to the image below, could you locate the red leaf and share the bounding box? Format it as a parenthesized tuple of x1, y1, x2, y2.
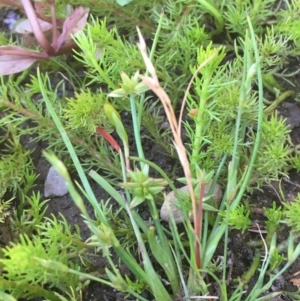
(96, 126, 120, 152)
(0, 46, 42, 75)
(56, 7, 89, 50)
(0, 55, 38, 75)
(0, 46, 47, 58)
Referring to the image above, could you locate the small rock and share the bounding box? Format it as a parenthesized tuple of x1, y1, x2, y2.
(160, 181, 222, 223)
(44, 166, 68, 197)
(278, 102, 300, 130)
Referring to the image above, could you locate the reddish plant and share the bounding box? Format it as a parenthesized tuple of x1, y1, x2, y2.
(96, 126, 121, 153)
(0, 0, 89, 75)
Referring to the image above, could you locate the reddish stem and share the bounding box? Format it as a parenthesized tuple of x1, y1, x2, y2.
(96, 126, 120, 152)
(0, 48, 49, 59)
(21, 0, 55, 55)
(8, 0, 64, 26)
(49, 2, 58, 51)
(195, 179, 204, 269)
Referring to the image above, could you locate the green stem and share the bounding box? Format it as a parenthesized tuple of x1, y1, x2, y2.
(208, 154, 228, 233)
(149, 12, 164, 66)
(119, 151, 149, 233)
(37, 69, 108, 225)
(241, 250, 261, 284)
(147, 201, 179, 293)
(198, 0, 224, 35)
(125, 202, 172, 300)
(202, 17, 265, 270)
(130, 94, 146, 171)
(231, 17, 265, 210)
(38, 71, 151, 291)
(191, 81, 209, 166)
(264, 90, 295, 115)
(113, 243, 150, 285)
(227, 27, 253, 202)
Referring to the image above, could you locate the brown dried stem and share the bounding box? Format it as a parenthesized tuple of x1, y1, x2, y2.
(136, 27, 197, 228)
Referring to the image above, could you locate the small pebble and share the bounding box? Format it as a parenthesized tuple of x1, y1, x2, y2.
(160, 181, 222, 223)
(44, 166, 68, 197)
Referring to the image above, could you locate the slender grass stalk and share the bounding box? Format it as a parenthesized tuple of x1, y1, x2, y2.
(222, 29, 253, 288)
(39, 70, 155, 291)
(147, 227, 179, 293)
(202, 15, 265, 270)
(231, 15, 264, 208)
(118, 149, 134, 207)
(227, 30, 251, 203)
(202, 154, 227, 254)
(129, 94, 146, 171)
(125, 202, 172, 301)
(198, 0, 224, 34)
(171, 246, 189, 298)
(37, 69, 108, 225)
(148, 12, 164, 64)
(224, 17, 272, 300)
(45, 152, 151, 288)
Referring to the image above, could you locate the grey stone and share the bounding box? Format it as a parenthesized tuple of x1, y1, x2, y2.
(44, 166, 68, 197)
(160, 181, 222, 223)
